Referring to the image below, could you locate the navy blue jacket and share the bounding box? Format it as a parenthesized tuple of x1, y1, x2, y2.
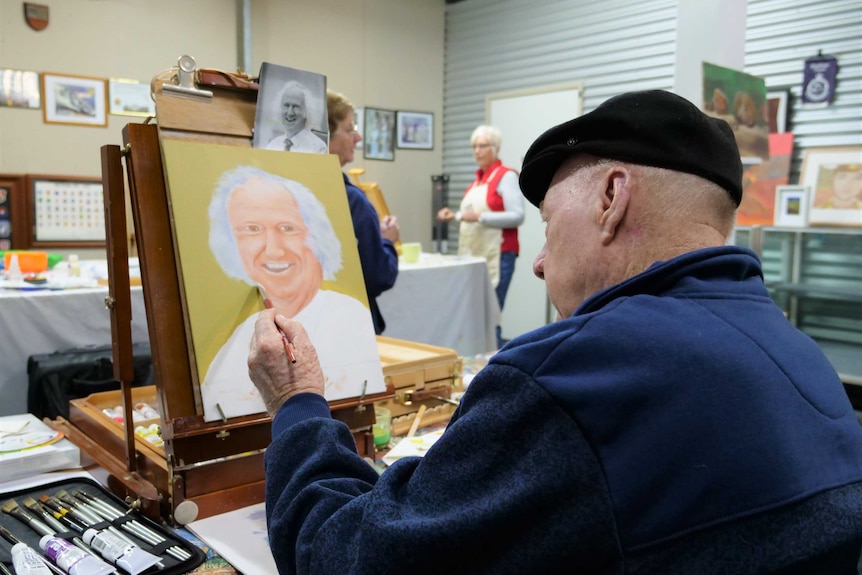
(265, 246, 862, 574)
(343, 173, 398, 334)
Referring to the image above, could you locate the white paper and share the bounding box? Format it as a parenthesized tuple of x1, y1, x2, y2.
(187, 502, 278, 574)
(382, 429, 445, 466)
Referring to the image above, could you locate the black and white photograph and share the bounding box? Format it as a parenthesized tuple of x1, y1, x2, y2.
(363, 107, 396, 161)
(253, 63, 328, 154)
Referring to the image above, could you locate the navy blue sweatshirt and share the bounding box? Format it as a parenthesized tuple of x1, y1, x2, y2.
(342, 173, 398, 335)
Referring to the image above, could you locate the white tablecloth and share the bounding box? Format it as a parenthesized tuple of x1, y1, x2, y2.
(378, 253, 499, 357)
(0, 287, 150, 417)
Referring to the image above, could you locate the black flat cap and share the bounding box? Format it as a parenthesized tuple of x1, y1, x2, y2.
(519, 90, 743, 207)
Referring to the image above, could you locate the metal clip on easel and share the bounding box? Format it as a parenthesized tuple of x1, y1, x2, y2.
(162, 55, 213, 101)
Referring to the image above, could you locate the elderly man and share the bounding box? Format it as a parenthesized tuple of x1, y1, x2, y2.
(249, 91, 862, 574)
(265, 81, 327, 154)
(201, 165, 381, 422)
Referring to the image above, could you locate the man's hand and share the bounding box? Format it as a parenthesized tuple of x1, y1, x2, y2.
(248, 309, 325, 415)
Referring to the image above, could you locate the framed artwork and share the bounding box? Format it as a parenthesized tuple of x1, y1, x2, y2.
(24, 174, 105, 247)
(702, 62, 769, 162)
(41, 72, 108, 127)
(353, 107, 364, 149)
(109, 79, 155, 117)
(0, 174, 26, 249)
(0, 69, 40, 109)
(773, 185, 810, 228)
(736, 133, 793, 227)
(766, 90, 789, 134)
(396, 111, 434, 150)
(803, 147, 862, 227)
(363, 107, 396, 161)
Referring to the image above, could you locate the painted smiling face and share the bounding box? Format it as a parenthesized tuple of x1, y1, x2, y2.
(228, 176, 323, 314)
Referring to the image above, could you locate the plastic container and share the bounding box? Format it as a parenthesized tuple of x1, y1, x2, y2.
(373, 407, 392, 448)
(68, 254, 81, 277)
(3, 251, 48, 274)
(400, 243, 421, 264)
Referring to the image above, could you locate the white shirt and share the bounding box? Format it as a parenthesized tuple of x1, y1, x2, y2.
(200, 290, 385, 422)
(264, 127, 328, 154)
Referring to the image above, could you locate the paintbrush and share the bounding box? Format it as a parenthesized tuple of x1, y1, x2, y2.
(7, 498, 95, 556)
(1, 499, 54, 538)
(22, 497, 66, 533)
(36, 498, 87, 533)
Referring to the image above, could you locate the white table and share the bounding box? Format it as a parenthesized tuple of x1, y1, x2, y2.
(378, 253, 499, 357)
(0, 286, 150, 416)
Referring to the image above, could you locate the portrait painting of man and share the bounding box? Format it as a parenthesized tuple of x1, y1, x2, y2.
(702, 62, 770, 162)
(161, 139, 385, 422)
(804, 147, 862, 227)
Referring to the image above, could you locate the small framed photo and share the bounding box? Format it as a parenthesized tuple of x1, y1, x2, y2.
(25, 174, 105, 247)
(396, 110, 434, 150)
(109, 78, 155, 117)
(363, 107, 396, 161)
(41, 72, 108, 127)
(802, 146, 862, 227)
(773, 185, 809, 227)
(0, 68, 41, 109)
(766, 90, 789, 134)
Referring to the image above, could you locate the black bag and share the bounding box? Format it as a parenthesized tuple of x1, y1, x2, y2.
(27, 342, 154, 420)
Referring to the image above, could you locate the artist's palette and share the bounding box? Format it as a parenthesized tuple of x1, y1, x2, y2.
(0, 429, 63, 453)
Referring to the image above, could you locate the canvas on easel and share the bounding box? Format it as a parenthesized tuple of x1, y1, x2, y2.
(161, 142, 385, 422)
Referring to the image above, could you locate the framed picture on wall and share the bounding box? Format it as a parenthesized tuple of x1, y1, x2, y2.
(396, 111, 434, 150)
(0, 69, 41, 109)
(0, 174, 26, 250)
(109, 78, 155, 117)
(24, 174, 106, 247)
(773, 185, 809, 227)
(41, 72, 108, 127)
(803, 146, 862, 227)
(363, 107, 396, 161)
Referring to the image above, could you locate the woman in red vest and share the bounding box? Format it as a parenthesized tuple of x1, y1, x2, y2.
(437, 125, 525, 348)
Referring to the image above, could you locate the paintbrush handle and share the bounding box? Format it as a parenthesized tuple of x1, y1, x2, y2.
(406, 405, 427, 438)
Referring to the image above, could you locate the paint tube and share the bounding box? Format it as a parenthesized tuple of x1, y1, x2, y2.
(133, 402, 160, 419)
(38, 535, 116, 575)
(82, 528, 162, 575)
(10, 543, 52, 575)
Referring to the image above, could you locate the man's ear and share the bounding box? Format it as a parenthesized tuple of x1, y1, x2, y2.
(597, 167, 630, 245)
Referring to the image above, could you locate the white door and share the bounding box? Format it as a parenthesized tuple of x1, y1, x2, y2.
(487, 84, 583, 340)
